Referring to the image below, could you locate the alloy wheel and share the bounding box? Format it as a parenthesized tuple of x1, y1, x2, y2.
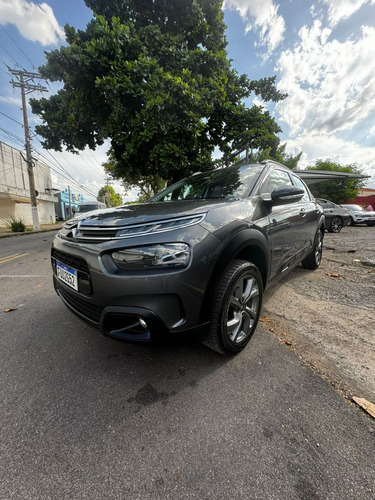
(330, 217, 343, 233)
(315, 230, 323, 266)
(225, 274, 260, 344)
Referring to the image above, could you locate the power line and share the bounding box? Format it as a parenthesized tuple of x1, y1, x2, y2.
(0, 24, 36, 70)
(0, 43, 21, 67)
(0, 91, 19, 106)
(0, 110, 23, 126)
(0, 65, 10, 76)
(31, 143, 98, 198)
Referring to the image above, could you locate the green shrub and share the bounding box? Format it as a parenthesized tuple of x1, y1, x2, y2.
(6, 216, 26, 232)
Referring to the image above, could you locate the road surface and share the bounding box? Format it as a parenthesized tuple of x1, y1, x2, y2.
(0, 232, 374, 499)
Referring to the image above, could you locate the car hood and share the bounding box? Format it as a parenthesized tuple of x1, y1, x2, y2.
(347, 209, 375, 216)
(76, 199, 239, 227)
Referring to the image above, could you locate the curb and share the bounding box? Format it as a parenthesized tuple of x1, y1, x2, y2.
(0, 227, 62, 239)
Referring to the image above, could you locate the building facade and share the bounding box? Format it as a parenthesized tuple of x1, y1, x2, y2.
(55, 189, 85, 220)
(352, 187, 375, 208)
(0, 141, 56, 225)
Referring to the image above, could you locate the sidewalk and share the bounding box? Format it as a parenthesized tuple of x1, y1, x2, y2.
(0, 223, 63, 238)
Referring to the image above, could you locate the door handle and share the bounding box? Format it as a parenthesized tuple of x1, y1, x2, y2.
(300, 208, 306, 217)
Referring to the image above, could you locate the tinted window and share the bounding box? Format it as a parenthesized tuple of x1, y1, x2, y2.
(262, 169, 293, 193)
(150, 165, 264, 202)
(292, 175, 310, 202)
(77, 204, 101, 213)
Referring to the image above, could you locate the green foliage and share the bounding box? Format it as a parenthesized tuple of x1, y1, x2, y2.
(97, 185, 123, 207)
(307, 160, 365, 204)
(6, 216, 25, 232)
(104, 160, 166, 202)
(31, 0, 286, 184)
(247, 144, 302, 170)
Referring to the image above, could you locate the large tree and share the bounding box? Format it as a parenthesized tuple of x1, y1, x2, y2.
(31, 0, 286, 184)
(97, 185, 122, 207)
(307, 160, 365, 204)
(244, 143, 302, 170)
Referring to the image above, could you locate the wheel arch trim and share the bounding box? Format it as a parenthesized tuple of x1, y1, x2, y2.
(199, 229, 270, 324)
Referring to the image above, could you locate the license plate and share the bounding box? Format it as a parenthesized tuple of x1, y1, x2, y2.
(56, 260, 78, 291)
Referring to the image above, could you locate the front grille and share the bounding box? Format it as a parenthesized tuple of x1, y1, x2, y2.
(77, 227, 118, 239)
(57, 285, 103, 324)
(51, 248, 92, 295)
(51, 248, 89, 273)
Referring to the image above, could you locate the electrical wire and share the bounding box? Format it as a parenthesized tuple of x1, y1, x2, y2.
(0, 24, 36, 70)
(0, 110, 23, 126)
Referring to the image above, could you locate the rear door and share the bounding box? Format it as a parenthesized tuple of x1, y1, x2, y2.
(291, 174, 320, 249)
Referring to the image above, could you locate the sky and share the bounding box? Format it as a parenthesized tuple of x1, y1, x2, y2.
(0, 0, 374, 202)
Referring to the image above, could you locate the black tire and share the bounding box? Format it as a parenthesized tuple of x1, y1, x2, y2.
(328, 217, 343, 233)
(301, 229, 323, 270)
(366, 222, 375, 227)
(203, 260, 263, 356)
(348, 216, 355, 226)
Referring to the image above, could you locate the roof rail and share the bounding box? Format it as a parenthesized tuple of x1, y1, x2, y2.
(260, 159, 287, 168)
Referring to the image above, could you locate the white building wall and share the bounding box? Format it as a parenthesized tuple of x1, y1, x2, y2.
(0, 141, 56, 225)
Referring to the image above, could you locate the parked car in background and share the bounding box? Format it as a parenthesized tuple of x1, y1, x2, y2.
(340, 204, 375, 226)
(51, 160, 324, 356)
(76, 201, 106, 214)
(315, 198, 350, 233)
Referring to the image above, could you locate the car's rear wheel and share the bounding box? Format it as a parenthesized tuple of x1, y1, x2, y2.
(204, 260, 263, 355)
(328, 216, 343, 233)
(301, 229, 323, 270)
(348, 216, 355, 226)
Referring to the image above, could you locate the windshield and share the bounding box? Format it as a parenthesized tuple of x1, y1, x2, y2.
(150, 164, 264, 202)
(77, 204, 100, 213)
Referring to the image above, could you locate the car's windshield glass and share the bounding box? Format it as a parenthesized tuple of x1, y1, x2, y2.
(77, 204, 99, 213)
(150, 164, 264, 202)
(342, 204, 362, 211)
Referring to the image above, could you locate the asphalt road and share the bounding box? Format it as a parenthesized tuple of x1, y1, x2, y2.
(0, 232, 374, 499)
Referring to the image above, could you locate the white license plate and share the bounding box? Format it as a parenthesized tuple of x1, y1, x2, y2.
(56, 260, 78, 291)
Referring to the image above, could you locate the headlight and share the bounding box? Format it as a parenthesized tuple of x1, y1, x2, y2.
(112, 243, 191, 270)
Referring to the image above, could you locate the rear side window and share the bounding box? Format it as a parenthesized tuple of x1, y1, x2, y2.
(292, 175, 310, 202)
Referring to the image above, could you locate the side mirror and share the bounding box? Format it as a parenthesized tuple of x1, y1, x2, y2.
(262, 186, 305, 206)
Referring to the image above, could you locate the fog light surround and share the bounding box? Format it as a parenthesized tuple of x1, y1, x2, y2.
(112, 243, 191, 271)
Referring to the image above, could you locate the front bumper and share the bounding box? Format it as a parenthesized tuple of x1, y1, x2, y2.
(53, 276, 209, 342)
(51, 225, 222, 342)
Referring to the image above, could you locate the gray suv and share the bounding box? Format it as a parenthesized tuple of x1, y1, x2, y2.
(52, 161, 324, 355)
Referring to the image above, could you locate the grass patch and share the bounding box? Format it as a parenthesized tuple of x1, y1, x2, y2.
(6, 216, 26, 232)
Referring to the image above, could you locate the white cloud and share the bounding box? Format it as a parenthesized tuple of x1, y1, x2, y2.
(224, 0, 285, 55)
(276, 22, 375, 137)
(0, 0, 64, 46)
(320, 0, 375, 26)
(283, 134, 375, 186)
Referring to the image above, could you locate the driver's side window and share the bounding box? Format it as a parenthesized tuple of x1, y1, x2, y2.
(262, 169, 293, 193)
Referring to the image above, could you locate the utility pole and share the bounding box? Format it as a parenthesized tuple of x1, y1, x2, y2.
(68, 185, 72, 219)
(105, 174, 111, 207)
(9, 69, 48, 230)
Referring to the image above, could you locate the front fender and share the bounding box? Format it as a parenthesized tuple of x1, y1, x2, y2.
(199, 228, 270, 324)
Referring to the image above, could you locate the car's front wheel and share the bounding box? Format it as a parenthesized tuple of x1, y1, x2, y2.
(204, 260, 263, 355)
(366, 222, 375, 226)
(348, 216, 355, 226)
(301, 229, 323, 270)
(328, 217, 343, 233)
